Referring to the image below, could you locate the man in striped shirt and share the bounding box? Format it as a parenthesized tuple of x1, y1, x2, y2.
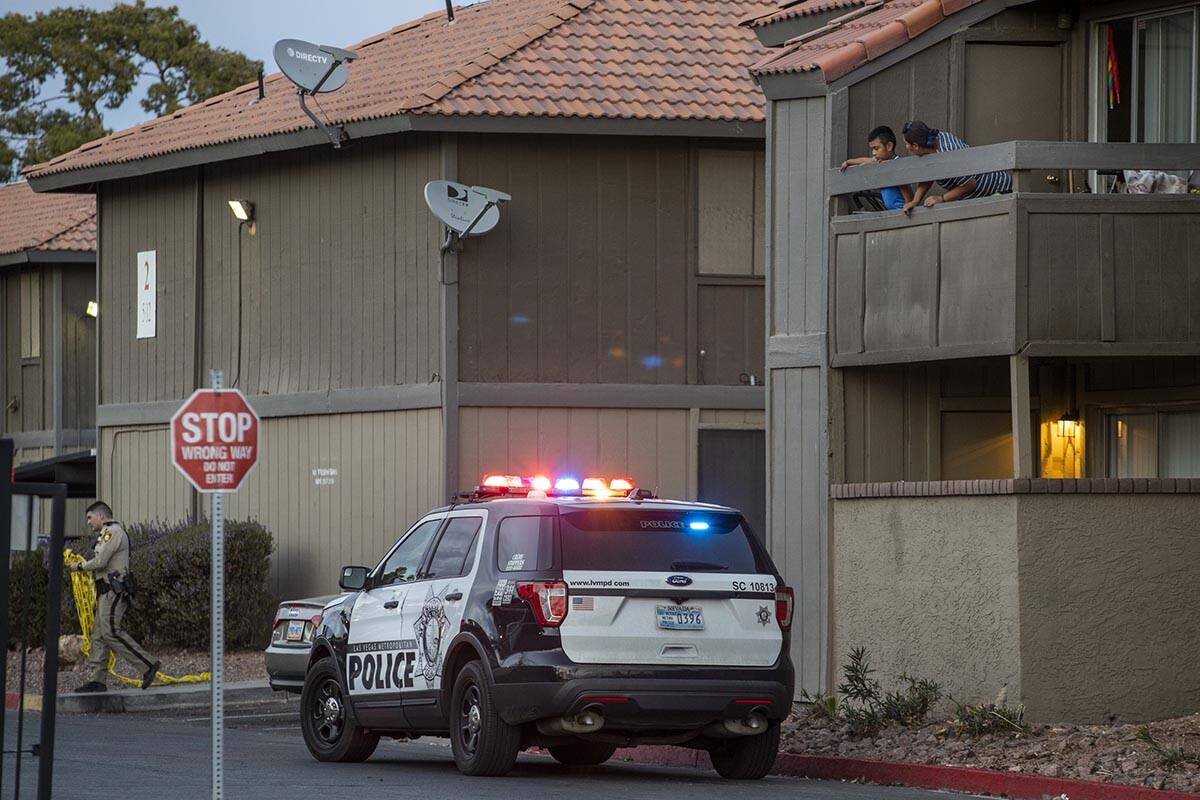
(900, 120, 1012, 215)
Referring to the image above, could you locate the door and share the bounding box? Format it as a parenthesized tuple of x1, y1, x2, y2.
(400, 511, 486, 727)
(697, 428, 766, 545)
(346, 515, 444, 722)
(965, 43, 1065, 191)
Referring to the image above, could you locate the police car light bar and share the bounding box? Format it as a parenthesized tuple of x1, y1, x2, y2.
(474, 473, 640, 498)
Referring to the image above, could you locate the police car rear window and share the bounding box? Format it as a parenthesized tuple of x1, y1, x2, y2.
(559, 510, 765, 573)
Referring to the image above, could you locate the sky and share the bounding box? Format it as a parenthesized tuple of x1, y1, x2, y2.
(8, 0, 469, 132)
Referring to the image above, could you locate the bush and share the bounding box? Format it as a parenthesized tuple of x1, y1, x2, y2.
(950, 687, 1029, 737)
(7, 518, 276, 652)
(837, 648, 943, 737)
(6, 551, 84, 649)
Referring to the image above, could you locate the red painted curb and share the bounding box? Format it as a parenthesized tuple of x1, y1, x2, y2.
(614, 746, 1200, 800)
(4, 691, 17, 711)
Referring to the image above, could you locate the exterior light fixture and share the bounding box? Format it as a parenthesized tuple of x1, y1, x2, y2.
(1057, 410, 1081, 438)
(228, 200, 254, 222)
(85, 300, 99, 318)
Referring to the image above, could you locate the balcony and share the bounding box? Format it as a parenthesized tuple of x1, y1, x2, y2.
(828, 142, 1200, 367)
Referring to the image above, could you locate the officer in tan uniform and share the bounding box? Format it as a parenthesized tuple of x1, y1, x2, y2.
(69, 501, 160, 693)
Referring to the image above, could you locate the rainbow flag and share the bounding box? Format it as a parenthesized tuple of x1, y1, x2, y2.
(1107, 26, 1122, 111)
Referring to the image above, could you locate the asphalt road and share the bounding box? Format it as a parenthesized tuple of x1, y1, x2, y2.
(2, 703, 979, 800)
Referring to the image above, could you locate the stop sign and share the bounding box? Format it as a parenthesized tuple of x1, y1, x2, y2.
(170, 388, 260, 493)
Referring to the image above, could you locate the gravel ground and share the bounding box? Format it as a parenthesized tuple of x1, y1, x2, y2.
(6, 644, 267, 694)
(782, 710, 1200, 793)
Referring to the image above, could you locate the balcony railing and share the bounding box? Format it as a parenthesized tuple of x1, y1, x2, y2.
(827, 141, 1200, 366)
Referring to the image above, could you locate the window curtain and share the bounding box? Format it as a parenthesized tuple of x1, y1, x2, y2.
(1138, 12, 1195, 143)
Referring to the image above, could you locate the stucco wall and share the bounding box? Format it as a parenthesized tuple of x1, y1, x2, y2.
(833, 496, 1021, 703)
(1018, 494, 1200, 723)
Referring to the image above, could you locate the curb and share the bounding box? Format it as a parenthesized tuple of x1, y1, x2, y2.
(614, 746, 1200, 800)
(8, 681, 283, 715)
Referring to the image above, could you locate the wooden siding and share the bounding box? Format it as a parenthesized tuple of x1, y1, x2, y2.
(1026, 208, 1200, 344)
(699, 409, 765, 426)
(845, 40, 954, 164)
(201, 134, 441, 397)
(62, 267, 96, 430)
(697, 284, 765, 385)
(455, 135, 692, 386)
(768, 367, 827, 692)
(99, 171, 196, 405)
(698, 148, 766, 276)
(770, 98, 828, 338)
(457, 407, 692, 501)
(832, 198, 1018, 364)
(100, 408, 443, 598)
(99, 133, 442, 406)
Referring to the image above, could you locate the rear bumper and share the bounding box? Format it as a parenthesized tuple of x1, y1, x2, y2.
(264, 643, 312, 693)
(491, 659, 794, 728)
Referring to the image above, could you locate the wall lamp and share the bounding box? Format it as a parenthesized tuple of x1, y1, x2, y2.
(228, 200, 254, 222)
(84, 300, 99, 318)
(1056, 410, 1081, 438)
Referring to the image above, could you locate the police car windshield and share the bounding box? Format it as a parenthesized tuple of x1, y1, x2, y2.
(559, 509, 765, 573)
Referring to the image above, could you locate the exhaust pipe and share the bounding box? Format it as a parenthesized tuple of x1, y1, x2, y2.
(536, 707, 606, 736)
(702, 711, 769, 738)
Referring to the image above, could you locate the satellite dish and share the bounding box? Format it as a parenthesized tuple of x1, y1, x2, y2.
(424, 181, 508, 237)
(274, 39, 351, 94)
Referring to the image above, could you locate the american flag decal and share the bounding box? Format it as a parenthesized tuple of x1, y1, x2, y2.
(571, 596, 595, 611)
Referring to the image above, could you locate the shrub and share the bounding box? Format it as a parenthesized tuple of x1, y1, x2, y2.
(123, 518, 276, 650)
(7, 518, 276, 652)
(799, 689, 840, 721)
(950, 688, 1030, 737)
(837, 648, 943, 736)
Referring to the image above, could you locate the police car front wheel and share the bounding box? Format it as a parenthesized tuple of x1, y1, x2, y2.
(300, 656, 380, 762)
(449, 661, 520, 776)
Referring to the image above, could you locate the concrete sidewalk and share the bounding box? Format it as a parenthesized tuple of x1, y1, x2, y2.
(54, 679, 280, 714)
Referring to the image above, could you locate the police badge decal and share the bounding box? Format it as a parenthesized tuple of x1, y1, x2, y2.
(413, 585, 450, 686)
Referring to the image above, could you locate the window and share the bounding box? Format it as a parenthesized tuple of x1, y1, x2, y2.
(1095, 8, 1199, 146)
(1107, 410, 1200, 477)
(19, 270, 40, 359)
(425, 516, 482, 579)
(496, 516, 555, 572)
(559, 509, 768, 573)
(376, 519, 441, 586)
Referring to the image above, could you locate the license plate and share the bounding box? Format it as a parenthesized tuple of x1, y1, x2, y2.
(286, 620, 305, 642)
(656, 605, 704, 630)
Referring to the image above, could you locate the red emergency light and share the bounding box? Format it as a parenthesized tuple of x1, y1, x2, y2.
(473, 473, 640, 498)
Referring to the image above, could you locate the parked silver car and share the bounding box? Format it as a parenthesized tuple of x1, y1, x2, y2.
(264, 595, 337, 692)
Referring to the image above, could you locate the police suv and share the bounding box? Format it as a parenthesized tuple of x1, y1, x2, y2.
(300, 473, 795, 779)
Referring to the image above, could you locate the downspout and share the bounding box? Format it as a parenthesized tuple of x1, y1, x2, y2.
(52, 266, 63, 456)
(191, 166, 205, 521)
(439, 134, 460, 501)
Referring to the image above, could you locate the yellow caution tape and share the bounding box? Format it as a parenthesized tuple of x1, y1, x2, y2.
(64, 549, 211, 687)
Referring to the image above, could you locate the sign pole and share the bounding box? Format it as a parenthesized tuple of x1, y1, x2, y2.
(210, 368, 225, 800)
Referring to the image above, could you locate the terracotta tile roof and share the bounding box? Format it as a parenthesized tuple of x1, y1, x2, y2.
(25, 0, 764, 182)
(741, 0, 868, 29)
(751, 0, 984, 82)
(0, 181, 95, 256)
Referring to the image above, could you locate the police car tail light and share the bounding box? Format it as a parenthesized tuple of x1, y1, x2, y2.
(775, 586, 794, 631)
(516, 580, 569, 627)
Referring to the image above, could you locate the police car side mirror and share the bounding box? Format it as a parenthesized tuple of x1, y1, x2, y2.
(339, 565, 370, 592)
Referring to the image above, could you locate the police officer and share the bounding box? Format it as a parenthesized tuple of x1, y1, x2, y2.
(70, 501, 160, 693)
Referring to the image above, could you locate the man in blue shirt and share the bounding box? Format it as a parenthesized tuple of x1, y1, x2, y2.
(839, 126, 913, 210)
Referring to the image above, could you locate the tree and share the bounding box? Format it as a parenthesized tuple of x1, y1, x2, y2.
(0, 2, 261, 180)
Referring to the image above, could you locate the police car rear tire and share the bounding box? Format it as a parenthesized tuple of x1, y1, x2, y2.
(301, 656, 380, 763)
(708, 720, 781, 779)
(548, 742, 617, 767)
(449, 660, 520, 776)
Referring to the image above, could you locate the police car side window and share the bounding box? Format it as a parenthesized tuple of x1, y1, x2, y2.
(496, 516, 554, 572)
(425, 516, 482, 579)
(377, 519, 441, 586)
